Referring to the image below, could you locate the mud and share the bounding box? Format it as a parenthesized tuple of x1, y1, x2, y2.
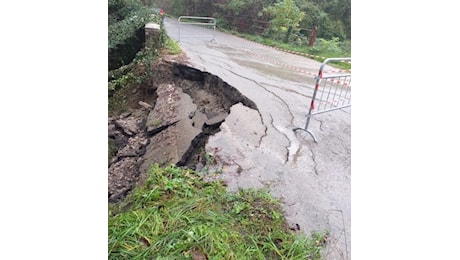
(108, 58, 257, 203)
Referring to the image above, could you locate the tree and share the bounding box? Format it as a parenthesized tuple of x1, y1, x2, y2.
(303, 0, 350, 40)
(264, 0, 305, 43)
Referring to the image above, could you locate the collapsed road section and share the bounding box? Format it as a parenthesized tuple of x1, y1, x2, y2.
(108, 61, 258, 202)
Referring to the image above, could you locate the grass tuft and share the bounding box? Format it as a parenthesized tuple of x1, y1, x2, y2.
(164, 36, 181, 55)
(109, 164, 327, 259)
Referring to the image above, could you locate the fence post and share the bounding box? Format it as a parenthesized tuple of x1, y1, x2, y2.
(145, 23, 161, 49)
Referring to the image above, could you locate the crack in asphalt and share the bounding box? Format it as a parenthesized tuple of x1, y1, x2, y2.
(224, 70, 301, 164)
(186, 40, 324, 176)
(292, 145, 301, 164)
(255, 82, 297, 125)
(190, 44, 300, 134)
(167, 22, 351, 259)
(337, 137, 351, 157)
(185, 47, 224, 67)
(146, 120, 179, 137)
(261, 81, 312, 100)
(196, 54, 206, 65)
(309, 146, 319, 175)
(256, 110, 268, 148)
(227, 69, 292, 139)
(268, 113, 290, 164)
(227, 70, 292, 120)
(317, 118, 325, 132)
(187, 56, 269, 148)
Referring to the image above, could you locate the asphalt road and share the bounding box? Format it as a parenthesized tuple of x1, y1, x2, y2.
(163, 17, 351, 259)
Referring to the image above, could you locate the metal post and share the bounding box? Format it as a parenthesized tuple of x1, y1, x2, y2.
(212, 24, 216, 42)
(294, 70, 322, 143)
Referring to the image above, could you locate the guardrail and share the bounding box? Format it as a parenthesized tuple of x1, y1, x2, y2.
(294, 57, 351, 143)
(178, 16, 216, 42)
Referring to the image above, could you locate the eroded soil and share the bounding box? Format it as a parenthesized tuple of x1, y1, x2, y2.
(108, 54, 257, 202)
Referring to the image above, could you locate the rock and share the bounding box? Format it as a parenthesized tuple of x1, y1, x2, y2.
(120, 112, 132, 119)
(140, 83, 202, 174)
(138, 101, 153, 109)
(108, 119, 128, 149)
(205, 111, 228, 126)
(117, 135, 149, 158)
(114, 119, 138, 136)
(108, 63, 259, 203)
(145, 83, 198, 133)
(191, 110, 207, 129)
(108, 157, 141, 202)
(108, 123, 118, 138)
(140, 114, 201, 172)
(113, 109, 148, 136)
(142, 118, 201, 170)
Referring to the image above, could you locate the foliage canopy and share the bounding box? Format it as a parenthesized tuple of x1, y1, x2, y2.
(154, 0, 350, 40)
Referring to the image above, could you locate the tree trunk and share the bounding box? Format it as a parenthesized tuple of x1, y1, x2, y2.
(284, 26, 292, 43)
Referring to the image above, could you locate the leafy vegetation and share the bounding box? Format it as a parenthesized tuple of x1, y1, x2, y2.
(108, 35, 180, 114)
(154, 0, 350, 41)
(107, 1, 337, 258)
(264, 0, 305, 43)
(231, 31, 351, 70)
(109, 0, 163, 70)
(164, 36, 181, 55)
(108, 0, 180, 114)
(153, 0, 350, 67)
(109, 164, 327, 259)
(108, 47, 159, 114)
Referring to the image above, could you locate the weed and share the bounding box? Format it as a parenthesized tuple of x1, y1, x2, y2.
(164, 36, 181, 55)
(204, 152, 216, 165)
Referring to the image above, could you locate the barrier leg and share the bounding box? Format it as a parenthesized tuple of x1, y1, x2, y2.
(293, 116, 318, 143)
(293, 127, 318, 143)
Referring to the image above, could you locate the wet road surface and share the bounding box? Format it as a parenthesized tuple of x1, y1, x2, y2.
(164, 17, 351, 259)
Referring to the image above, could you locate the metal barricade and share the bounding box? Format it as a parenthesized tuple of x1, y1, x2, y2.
(178, 16, 216, 42)
(294, 57, 351, 143)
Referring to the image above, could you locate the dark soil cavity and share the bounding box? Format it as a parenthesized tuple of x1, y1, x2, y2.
(108, 58, 257, 203)
(173, 64, 257, 112)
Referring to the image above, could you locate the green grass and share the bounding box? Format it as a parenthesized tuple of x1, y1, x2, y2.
(109, 164, 327, 259)
(164, 36, 181, 55)
(221, 29, 351, 71)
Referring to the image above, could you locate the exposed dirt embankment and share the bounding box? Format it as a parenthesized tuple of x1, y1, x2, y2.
(108, 58, 257, 202)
